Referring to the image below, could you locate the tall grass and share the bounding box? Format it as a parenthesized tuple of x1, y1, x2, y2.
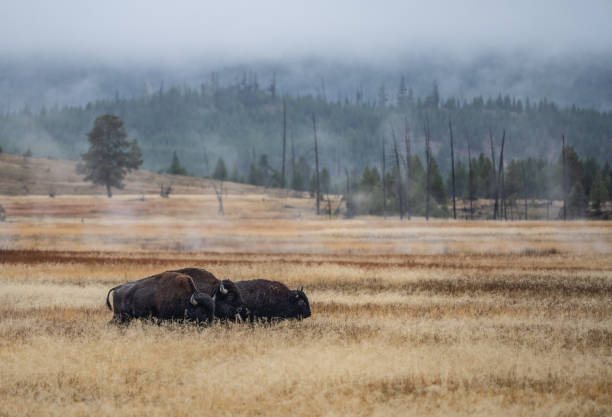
(0, 195, 610, 416)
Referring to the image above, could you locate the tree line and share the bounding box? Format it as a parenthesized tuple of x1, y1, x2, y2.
(2, 71, 610, 218)
(165, 108, 608, 220)
(65, 111, 612, 220)
(1, 73, 610, 175)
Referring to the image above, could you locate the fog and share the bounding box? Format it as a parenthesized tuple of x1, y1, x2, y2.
(2, 1, 611, 62)
(1, 1, 611, 175)
(2, 1, 612, 113)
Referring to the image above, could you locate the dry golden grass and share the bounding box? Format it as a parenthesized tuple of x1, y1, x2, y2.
(0, 194, 611, 416)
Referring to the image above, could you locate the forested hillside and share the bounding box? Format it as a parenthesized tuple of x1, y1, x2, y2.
(1, 75, 610, 175)
(1, 74, 611, 219)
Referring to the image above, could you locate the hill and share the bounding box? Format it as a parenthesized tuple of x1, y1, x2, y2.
(0, 152, 293, 197)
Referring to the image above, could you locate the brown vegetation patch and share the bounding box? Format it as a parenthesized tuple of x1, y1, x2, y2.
(361, 373, 611, 401)
(314, 300, 612, 320)
(308, 276, 612, 297)
(2, 248, 608, 275)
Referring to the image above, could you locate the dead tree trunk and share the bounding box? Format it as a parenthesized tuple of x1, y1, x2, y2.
(424, 117, 431, 221)
(212, 180, 224, 214)
(312, 113, 320, 215)
(467, 140, 473, 220)
(291, 133, 296, 187)
(281, 99, 287, 188)
(521, 162, 528, 220)
(562, 134, 567, 221)
(382, 137, 387, 218)
(449, 117, 456, 219)
(393, 135, 404, 220)
(203, 146, 210, 177)
(489, 130, 498, 219)
(160, 183, 172, 198)
(345, 167, 353, 218)
(502, 168, 507, 220)
(403, 116, 411, 220)
(497, 130, 506, 221)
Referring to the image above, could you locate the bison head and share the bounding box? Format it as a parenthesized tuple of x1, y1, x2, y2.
(187, 292, 215, 323)
(211, 279, 248, 320)
(287, 287, 311, 319)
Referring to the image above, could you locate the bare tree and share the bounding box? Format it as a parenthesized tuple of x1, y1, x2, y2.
(497, 130, 506, 221)
(467, 140, 474, 220)
(211, 179, 225, 214)
(324, 193, 343, 219)
(502, 135, 508, 220)
(291, 132, 296, 186)
(403, 116, 411, 219)
(562, 134, 567, 221)
(449, 117, 456, 219)
(345, 167, 354, 218)
(203, 146, 210, 177)
(521, 162, 528, 220)
(312, 113, 320, 215)
(281, 99, 287, 188)
(393, 133, 404, 219)
(160, 183, 172, 198)
(382, 137, 387, 218)
(424, 116, 431, 221)
(489, 130, 498, 219)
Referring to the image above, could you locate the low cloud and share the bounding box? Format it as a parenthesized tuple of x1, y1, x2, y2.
(1, 1, 611, 63)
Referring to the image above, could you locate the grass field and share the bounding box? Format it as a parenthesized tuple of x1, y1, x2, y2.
(0, 193, 611, 416)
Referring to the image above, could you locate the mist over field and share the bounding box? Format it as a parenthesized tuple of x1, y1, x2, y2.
(1, 0, 612, 111)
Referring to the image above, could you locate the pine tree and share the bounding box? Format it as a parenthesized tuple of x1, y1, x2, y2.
(397, 76, 408, 107)
(168, 151, 187, 176)
(212, 157, 228, 180)
(567, 182, 588, 218)
(429, 158, 446, 205)
(320, 168, 330, 195)
(590, 171, 608, 213)
(79, 114, 142, 197)
(248, 163, 264, 186)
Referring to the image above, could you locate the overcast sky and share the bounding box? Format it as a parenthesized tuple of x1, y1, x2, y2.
(1, 0, 611, 64)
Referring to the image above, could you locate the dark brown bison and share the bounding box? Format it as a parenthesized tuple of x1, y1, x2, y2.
(170, 267, 247, 320)
(235, 279, 311, 321)
(105, 271, 214, 324)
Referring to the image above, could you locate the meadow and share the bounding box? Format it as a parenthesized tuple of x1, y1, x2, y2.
(0, 193, 611, 416)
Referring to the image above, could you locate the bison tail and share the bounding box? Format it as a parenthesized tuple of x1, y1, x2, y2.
(106, 286, 119, 311)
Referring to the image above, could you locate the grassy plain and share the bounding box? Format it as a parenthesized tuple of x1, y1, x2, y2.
(0, 193, 611, 416)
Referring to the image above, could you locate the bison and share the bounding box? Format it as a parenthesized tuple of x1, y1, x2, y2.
(105, 271, 215, 324)
(170, 267, 247, 320)
(235, 279, 311, 321)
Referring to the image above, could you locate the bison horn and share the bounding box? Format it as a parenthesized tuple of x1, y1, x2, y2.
(219, 283, 228, 295)
(190, 293, 198, 306)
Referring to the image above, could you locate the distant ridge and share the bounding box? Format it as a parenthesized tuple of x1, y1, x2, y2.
(0, 152, 287, 197)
